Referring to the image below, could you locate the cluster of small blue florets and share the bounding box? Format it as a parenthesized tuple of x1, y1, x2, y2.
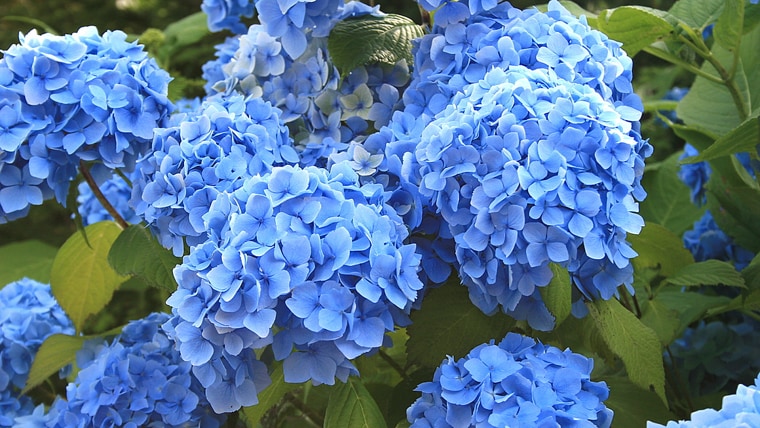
(129, 93, 296, 255)
(0, 26, 173, 223)
(363, 0, 651, 330)
(44, 312, 226, 427)
(648, 371, 760, 428)
(406, 332, 613, 428)
(0, 278, 74, 427)
(203, 2, 410, 166)
(165, 161, 422, 412)
(76, 171, 140, 226)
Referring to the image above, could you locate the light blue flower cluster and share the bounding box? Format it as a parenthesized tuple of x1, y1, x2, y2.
(76, 171, 141, 226)
(202, 0, 256, 33)
(205, 2, 410, 166)
(648, 371, 760, 428)
(0, 27, 173, 223)
(0, 278, 74, 427)
(406, 332, 613, 428)
(129, 93, 296, 255)
(683, 211, 755, 271)
(666, 315, 760, 397)
(165, 162, 422, 412)
(45, 312, 226, 427)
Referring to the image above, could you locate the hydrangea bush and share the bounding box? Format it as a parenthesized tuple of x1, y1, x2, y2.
(1, 0, 760, 426)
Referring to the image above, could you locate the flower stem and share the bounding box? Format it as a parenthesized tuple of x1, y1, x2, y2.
(79, 160, 129, 230)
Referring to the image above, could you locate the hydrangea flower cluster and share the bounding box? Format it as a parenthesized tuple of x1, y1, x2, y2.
(406, 332, 613, 428)
(648, 371, 760, 428)
(205, 2, 410, 166)
(45, 312, 226, 427)
(202, 0, 256, 33)
(665, 315, 760, 397)
(165, 162, 422, 413)
(0, 26, 173, 223)
(0, 278, 74, 426)
(129, 93, 296, 255)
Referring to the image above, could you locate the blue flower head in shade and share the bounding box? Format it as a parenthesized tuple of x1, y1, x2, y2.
(76, 170, 141, 226)
(129, 92, 297, 255)
(202, 0, 256, 33)
(0, 26, 173, 223)
(165, 161, 423, 413)
(648, 371, 760, 428)
(45, 312, 227, 427)
(406, 332, 613, 428)
(0, 278, 74, 426)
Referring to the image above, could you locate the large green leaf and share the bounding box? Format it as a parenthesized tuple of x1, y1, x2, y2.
(587, 298, 667, 404)
(742, 253, 760, 290)
(668, 0, 724, 29)
(407, 284, 515, 369)
(604, 376, 675, 427)
(240, 363, 300, 425)
(677, 26, 760, 136)
(639, 153, 705, 236)
(714, 0, 744, 53)
(628, 222, 694, 277)
(707, 182, 760, 252)
(666, 260, 746, 288)
(158, 11, 210, 58)
(50, 222, 128, 332)
(0, 240, 58, 286)
(108, 225, 180, 292)
(327, 14, 424, 76)
(640, 289, 731, 346)
(682, 116, 760, 163)
(538, 263, 572, 327)
(596, 6, 677, 56)
(324, 377, 386, 428)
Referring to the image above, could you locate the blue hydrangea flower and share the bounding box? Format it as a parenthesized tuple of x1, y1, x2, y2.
(202, 0, 256, 33)
(130, 92, 296, 255)
(0, 278, 74, 426)
(683, 210, 755, 271)
(407, 332, 613, 428)
(648, 371, 760, 428)
(76, 171, 141, 226)
(0, 27, 173, 223)
(46, 313, 227, 427)
(166, 162, 422, 412)
(383, 65, 650, 330)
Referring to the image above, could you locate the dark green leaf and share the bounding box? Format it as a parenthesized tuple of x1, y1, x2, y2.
(327, 14, 424, 76)
(587, 298, 667, 404)
(108, 225, 180, 292)
(707, 182, 760, 252)
(240, 363, 300, 425)
(714, 0, 744, 52)
(629, 222, 694, 277)
(0, 240, 58, 286)
(654, 288, 731, 329)
(668, 0, 724, 29)
(162, 12, 209, 50)
(666, 260, 745, 288)
(640, 299, 681, 346)
(50, 221, 128, 332)
(324, 377, 386, 428)
(639, 152, 705, 236)
(744, 3, 760, 34)
(742, 253, 760, 290)
(596, 6, 677, 56)
(604, 376, 675, 427)
(407, 284, 515, 369)
(683, 116, 760, 163)
(707, 288, 760, 316)
(539, 263, 572, 327)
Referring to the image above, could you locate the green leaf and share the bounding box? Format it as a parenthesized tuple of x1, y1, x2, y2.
(668, 0, 724, 29)
(407, 284, 515, 369)
(707, 181, 760, 252)
(596, 6, 677, 56)
(539, 263, 572, 327)
(677, 26, 760, 136)
(586, 298, 667, 404)
(714, 0, 744, 53)
(603, 376, 675, 427)
(652, 289, 731, 330)
(742, 253, 760, 290)
(666, 260, 746, 287)
(639, 152, 706, 236)
(161, 12, 210, 50)
(108, 225, 180, 292)
(640, 299, 681, 346)
(324, 377, 386, 428)
(240, 363, 300, 425)
(0, 240, 58, 286)
(50, 221, 128, 332)
(327, 14, 424, 76)
(707, 287, 760, 316)
(628, 222, 694, 277)
(682, 116, 760, 163)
